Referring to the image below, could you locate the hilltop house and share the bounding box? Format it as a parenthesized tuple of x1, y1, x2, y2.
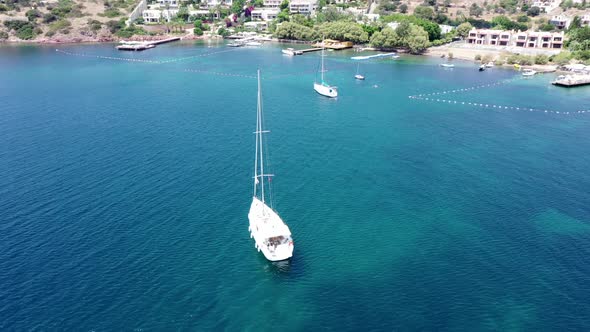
(289, 0, 318, 14)
(549, 15, 572, 29)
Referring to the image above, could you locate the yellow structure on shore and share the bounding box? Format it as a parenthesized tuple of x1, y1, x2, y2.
(312, 39, 353, 50)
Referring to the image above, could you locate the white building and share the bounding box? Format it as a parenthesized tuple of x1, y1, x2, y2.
(244, 21, 269, 30)
(467, 28, 565, 49)
(549, 15, 572, 29)
(289, 0, 318, 14)
(251, 8, 280, 20)
(142, 7, 179, 22)
(439, 24, 455, 34)
(206, 0, 233, 8)
(263, 0, 283, 8)
(156, 0, 180, 7)
(386, 22, 399, 30)
(531, 0, 560, 13)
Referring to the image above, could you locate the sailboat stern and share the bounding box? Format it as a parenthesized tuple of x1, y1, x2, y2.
(248, 197, 294, 261)
(313, 82, 338, 98)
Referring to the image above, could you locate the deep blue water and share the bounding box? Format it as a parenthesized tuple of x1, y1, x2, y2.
(1, 41, 590, 330)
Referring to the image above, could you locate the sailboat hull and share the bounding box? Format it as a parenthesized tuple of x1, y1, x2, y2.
(314, 82, 338, 98)
(248, 197, 294, 261)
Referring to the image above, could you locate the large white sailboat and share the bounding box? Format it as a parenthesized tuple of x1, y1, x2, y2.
(313, 47, 338, 98)
(248, 70, 294, 262)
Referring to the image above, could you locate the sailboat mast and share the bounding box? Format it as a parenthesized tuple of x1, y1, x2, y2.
(253, 70, 260, 197)
(321, 45, 325, 83)
(257, 70, 266, 204)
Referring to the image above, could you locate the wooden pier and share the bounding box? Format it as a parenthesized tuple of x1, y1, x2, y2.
(298, 47, 323, 53)
(116, 37, 181, 51)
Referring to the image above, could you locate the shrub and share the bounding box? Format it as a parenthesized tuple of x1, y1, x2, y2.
(16, 25, 35, 40)
(48, 19, 72, 34)
(217, 27, 230, 37)
(0, 4, 8, 12)
(102, 8, 121, 18)
(474, 54, 482, 61)
(481, 54, 493, 63)
(194, 27, 203, 35)
(43, 13, 59, 23)
(26, 9, 41, 22)
(0, 31, 8, 40)
(550, 51, 572, 65)
(534, 54, 548, 64)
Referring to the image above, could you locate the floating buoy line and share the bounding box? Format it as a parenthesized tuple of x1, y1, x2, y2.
(408, 76, 590, 116)
(55, 48, 238, 65)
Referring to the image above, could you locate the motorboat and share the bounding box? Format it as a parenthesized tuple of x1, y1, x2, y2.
(522, 69, 537, 77)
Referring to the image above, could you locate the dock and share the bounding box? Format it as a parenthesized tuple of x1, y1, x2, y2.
(351, 52, 397, 60)
(116, 37, 180, 51)
(552, 74, 590, 87)
(298, 47, 323, 53)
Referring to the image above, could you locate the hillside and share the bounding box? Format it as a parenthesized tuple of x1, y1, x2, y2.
(0, 0, 143, 42)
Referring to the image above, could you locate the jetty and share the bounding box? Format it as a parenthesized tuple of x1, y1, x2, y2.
(552, 74, 590, 87)
(116, 37, 180, 51)
(351, 52, 397, 60)
(298, 47, 323, 53)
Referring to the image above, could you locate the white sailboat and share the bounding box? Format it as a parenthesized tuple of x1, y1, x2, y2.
(248, 70, 294, 262)
(354, 62, 365, 80)
(314, 47, 338, 98)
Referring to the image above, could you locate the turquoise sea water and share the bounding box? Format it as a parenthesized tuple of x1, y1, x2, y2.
(1, 41, 590, 330)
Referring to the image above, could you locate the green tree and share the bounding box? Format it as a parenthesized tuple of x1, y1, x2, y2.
(456, 22, 472, 37)
(369, 27, 400, 48)
(469, 3, 483, 17)
(406, 23, 429, 53)
(399, 3, 408, 13)
(526, 6, 540, 16)
(413, 5, 434, 20)
(395, 20, 411, 38)
(0, 31, 8, 40)
(194, 27, 203, 35)
(277, 9, 289, 22)
(318, 21, 369, 43)
(279, 0, 289, 10)
(231, 0, 245, 14)
(274, 21, 318, 40)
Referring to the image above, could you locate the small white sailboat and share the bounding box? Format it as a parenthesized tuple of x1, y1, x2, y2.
(354, 62, 365, 80)
(248, 70, 294, 262)
(440, 63, 454, 68)
(314, 47, 338, 98)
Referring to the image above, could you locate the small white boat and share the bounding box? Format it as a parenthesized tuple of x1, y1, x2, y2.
(522, 69, 537, 77)
(314, 47, 338, 98)
(354, 63, 365, 80)
(440, 63, 454, 68)
(245, 41, 262, 46)
(282, 48, 296, 56)
(249, 70, 294, 262)
(227, 42, 244, 47)
(485, 62, 494, 68)
(479, 65, 486, 71)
